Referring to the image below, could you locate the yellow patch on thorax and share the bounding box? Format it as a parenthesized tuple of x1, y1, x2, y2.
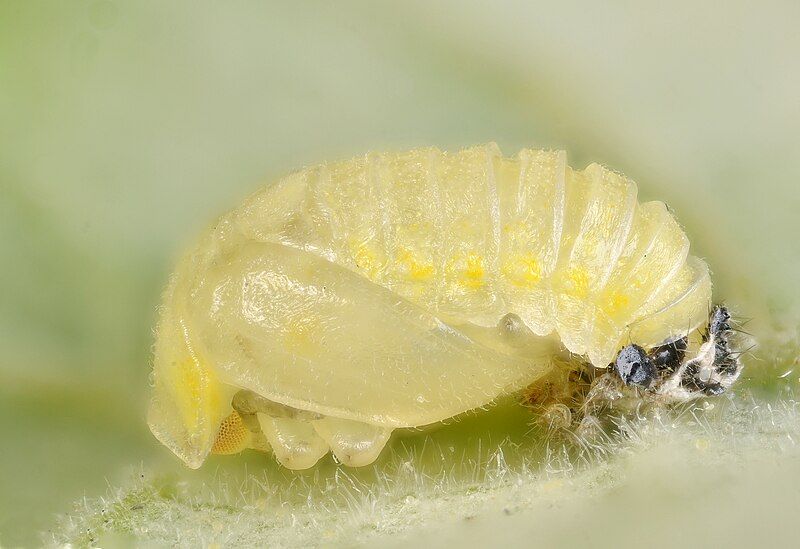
(283, 318, 323, 358)
(174, 353, 222, 433)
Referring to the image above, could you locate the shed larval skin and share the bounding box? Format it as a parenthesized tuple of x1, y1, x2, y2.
(148, 144, 711, 470)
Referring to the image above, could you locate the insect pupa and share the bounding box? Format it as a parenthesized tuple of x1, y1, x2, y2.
(148, 143, 743, 470)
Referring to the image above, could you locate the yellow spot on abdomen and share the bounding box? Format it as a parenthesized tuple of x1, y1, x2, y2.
(502, 254, 542, 287)
(463, 252, 485, 288)
(605, 292, 629, 314)
(350, 240, 384, 280)
(397, 247, 435, 281)
(559, 267, 590, 299)
(446, 251, 486, 289)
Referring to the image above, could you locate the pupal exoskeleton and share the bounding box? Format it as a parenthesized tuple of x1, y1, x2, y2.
(148, 144, 742, 470)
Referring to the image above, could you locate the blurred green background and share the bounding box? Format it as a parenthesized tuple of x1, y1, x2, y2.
(1, 1, 798, 546)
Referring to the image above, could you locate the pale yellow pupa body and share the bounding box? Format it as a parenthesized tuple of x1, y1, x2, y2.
(148, 144, 711, 470)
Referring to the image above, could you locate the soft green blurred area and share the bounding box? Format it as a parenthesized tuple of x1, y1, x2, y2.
(1, 0, 798, 546)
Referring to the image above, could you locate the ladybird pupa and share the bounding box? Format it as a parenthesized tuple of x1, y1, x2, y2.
(148, 143, 739, 470)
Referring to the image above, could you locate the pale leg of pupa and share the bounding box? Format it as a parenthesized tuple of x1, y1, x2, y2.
(312, 417, 392, 467)
(257, 414, 330, 470)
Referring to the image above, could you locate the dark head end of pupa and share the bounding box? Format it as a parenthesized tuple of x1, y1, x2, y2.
(709, 305, 732, 337)
(613, 344, 656, 388)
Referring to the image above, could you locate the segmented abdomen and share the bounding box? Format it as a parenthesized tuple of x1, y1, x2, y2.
(236, 144, 711, 367)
